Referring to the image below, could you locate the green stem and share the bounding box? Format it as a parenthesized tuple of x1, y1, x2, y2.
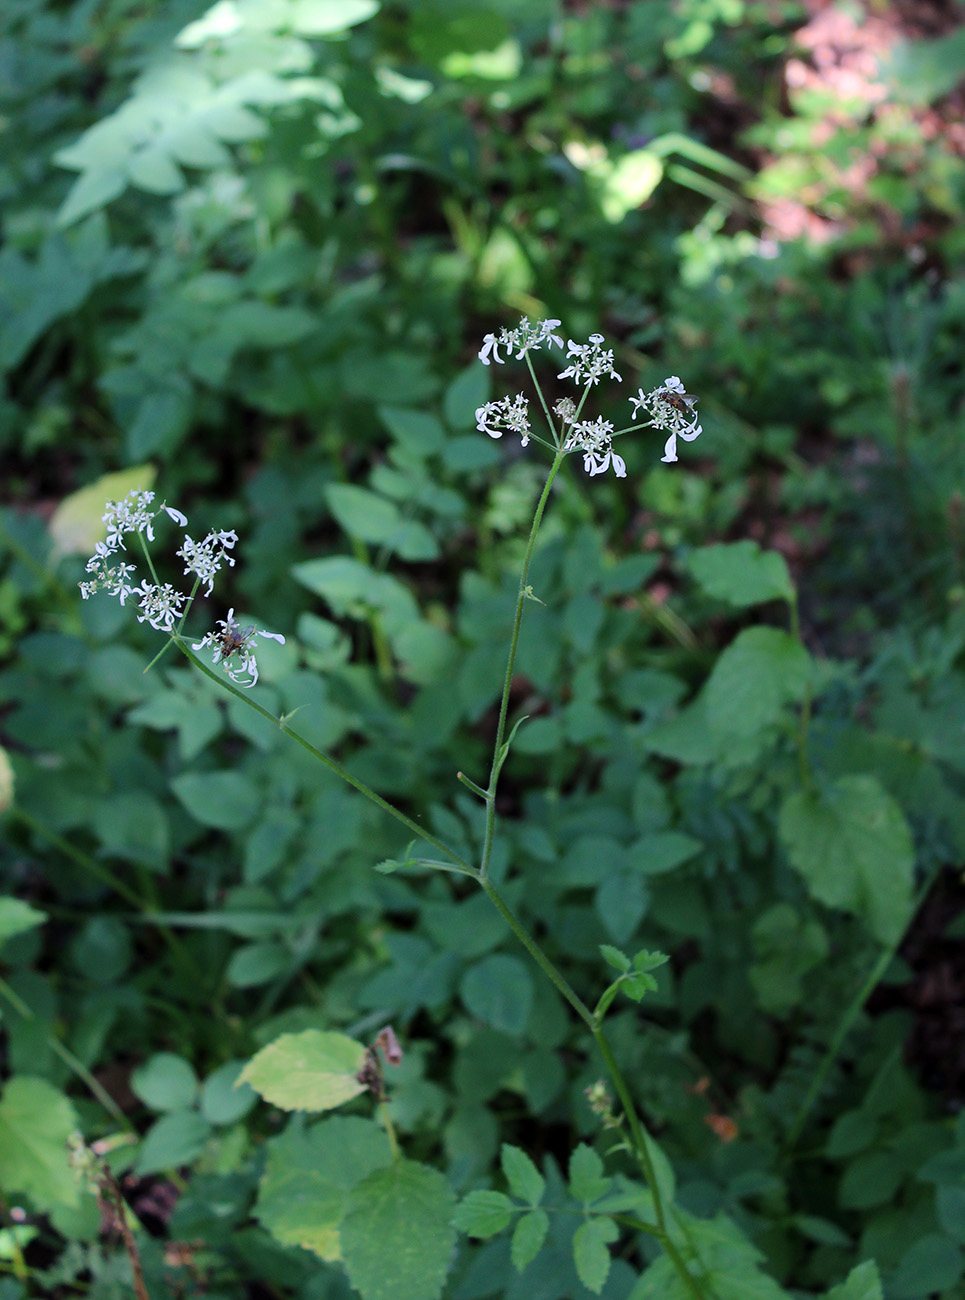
(173, 639, 473, 873)
(479, 448, 566, 880)
(785, 862, 942, 1149)
(0, 977, 132, 1130)
(481, 881, 710, 1299)
(788, 593, 814, 794)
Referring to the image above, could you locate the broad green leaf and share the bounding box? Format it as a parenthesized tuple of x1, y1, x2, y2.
(49, 466, 156, 557)
(341, 1159, 456, 1300)
(171, 771, 260, 831)
(568, 1144, 609, 1203)
(596, 873, 648, 944)
(501, 1144, 544, 1205)
(890, 1235, 963, 1297)
(0, 1078, 79, 1209)
(686, 541, 794, 607)
(127, 146, 184, 195)
(838, 1150, 902, 1209)
(289, 0, 380, 37)
(325, 484, 400, 544)
(460, 954, 533, 1036)
(131, 1053, 199, 1112)
(255, 1116, 392, 1260)
(628, 830, 703, 876)
(239, 1030, 367, 1112)
(452, 1189, 512, 1238)
(378, 406, 446, 454)
(135, 1109, 210, 1175)
(201, 1062, 257, 1126)
(779, 776, 914, 944)
(631, 1212, 791, 1300)
(825, 1259, 883, 1300)
(573, 1217, 618, 1294)
(91, 792, 169, 869)
(511, 1209, 549, 1271)
(0, 899, 46, 947)
(598, 149, 662, 222)
(225, 941, 290, 988)
(704, 627, 811, 739)
(293, 556, 420, 636)
(56, 168, 127, 227)
(443, 363, 489, 429)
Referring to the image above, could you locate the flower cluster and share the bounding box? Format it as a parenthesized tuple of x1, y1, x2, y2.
(479, 317, 563, 366)
(477, 317, 703, 479)
(629, 376, 703, 464)
(557, 333, 622, 387)
(475, 393, 531, 443)
(563, 417, 626, 478)
(78, 489, 282, 688)
(192, 609, 285, 688)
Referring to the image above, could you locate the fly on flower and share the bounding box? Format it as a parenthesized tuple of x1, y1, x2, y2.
(216, 615, 258, 662)
(193, 608, 285, 688)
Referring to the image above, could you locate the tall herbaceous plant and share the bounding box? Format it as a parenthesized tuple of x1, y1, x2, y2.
(73, 321, 878, 1300)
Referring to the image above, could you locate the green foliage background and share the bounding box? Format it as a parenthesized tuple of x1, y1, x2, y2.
(2, 1, 965, 1297)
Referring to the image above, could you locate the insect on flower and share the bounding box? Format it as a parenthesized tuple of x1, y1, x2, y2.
(216, 615, 258, 661)
(663, 387, 699, 417)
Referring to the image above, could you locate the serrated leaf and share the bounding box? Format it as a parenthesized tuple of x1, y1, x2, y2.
(341, 1159, 456, 1300)
(460, 954, 533, 1036)
(511, 1208, 549, 1271)
(825, 1259, 882, 1300)
(0, 1078, 79, 1209)
(600, 944, 630, 973)
(569, 1144, 609, 1203)
(687, 541, 794, 607)
(239, 1030, 367, 1112)
(704, 627, 811, 739)
(779, 775, 914, 944)
(452, 1189, 512, 1238)
(501, 1144, 544, 1205)
(573, 1217, 618, 1294)
(255, 1116, 392, 1260)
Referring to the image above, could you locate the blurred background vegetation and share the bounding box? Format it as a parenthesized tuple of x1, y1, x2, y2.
(3, 1, 965, 1297)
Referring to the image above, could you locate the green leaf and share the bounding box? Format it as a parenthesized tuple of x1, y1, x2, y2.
(135, 1109, 210, 1175)
(825, 1259, 883, 1300)
(452, 1189, 512, 1238)
(326, 483, 402, 544)
(511, 1208, 549, 1271)
(56, 168, 127, 227)
(288, 0, 380, 37)
(239, 1030, 367, 1112)
(779, 775, 915, 944)
(130, 1053, 199, 1112)
(628, 831, 703, 876)
(126, 146, 184, 195)
(838, 1150, 902, 1209)
(341, 1159, 456, 1300)
(0, 898, 46, 947)
(568, 1144, 609, 1203)
(255, 1116, 392, 1260)
(225, 941, 291, 988)
(704, 627, 811, 739)
(573, 1217, 618, 1294)
(49, 466, 156, 557)
(0, 1078, 79, 1209)
(501, 1144, 544, 1205)
(171, 771, 260, 831)
(890, 1235, 963, 1298)
(443, 363, 490, 429)
(631, 1211, 791, 1300)
(686, 541, 794, 607)
(200, 1062, 257, 1126)
(460, 954, 533, 1036)
(378, 406, 446, 455)
(292, 556, 420, 637)
(600, 945, 630, 973)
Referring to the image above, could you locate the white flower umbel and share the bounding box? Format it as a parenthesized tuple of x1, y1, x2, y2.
(557, 334, 622, 387)
(564, 417, 626, 478)
(478, 317, 564, 366)
(553, 397, 577, 426)
(133, 581, 188, 632)
(102, 490, 188, 552)
(629, 376, 702, 463)
(177, 529, 238, 597)
(79, 544, 138, 604)
(193, 608, 285, 688)
(475, 394, 531, 444)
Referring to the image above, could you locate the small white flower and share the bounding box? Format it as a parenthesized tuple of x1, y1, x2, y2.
(553, 397, 577, 425)
(564, 417, 626, 479)
(478, 317, 564, 367)
(557, 333, 622, 387)
(628, 376, 702, 463)
(475, 393, 531, 444)
(79, 556, 138, 604)
(101, 490, 189, 551)
(193, 608, 285, 688)
(177, 528, 238, 597)
(133, 581, 188, 632)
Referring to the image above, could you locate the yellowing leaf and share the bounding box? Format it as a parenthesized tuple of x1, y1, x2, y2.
(239, 1030, 367, 1112)
(50, 466, 156, 558)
